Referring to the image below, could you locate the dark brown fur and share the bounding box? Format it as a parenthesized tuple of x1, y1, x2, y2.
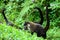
(24, 3, 50, 39)
(24, 22, 46, 38)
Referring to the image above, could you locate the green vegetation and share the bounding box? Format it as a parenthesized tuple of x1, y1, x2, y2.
(0, 0, 60, 40)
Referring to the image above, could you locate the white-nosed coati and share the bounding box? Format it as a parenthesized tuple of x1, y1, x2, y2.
(24, 3, 50, 39)
(1, 8, 22, 29)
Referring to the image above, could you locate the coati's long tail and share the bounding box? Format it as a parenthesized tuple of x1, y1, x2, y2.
(44, 2, 50, 32)
(2, 8, 9, 24)
(34, 7, 44, 25)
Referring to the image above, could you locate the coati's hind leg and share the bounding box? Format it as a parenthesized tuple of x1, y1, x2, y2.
(37, 33, 46, 39)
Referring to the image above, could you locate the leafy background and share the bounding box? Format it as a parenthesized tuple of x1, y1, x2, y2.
(0, 0, 60, 40)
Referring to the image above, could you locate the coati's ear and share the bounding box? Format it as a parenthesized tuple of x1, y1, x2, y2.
(24, 22, 29, 26)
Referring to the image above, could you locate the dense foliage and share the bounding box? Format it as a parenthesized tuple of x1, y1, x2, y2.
(0, 0, 60, 40)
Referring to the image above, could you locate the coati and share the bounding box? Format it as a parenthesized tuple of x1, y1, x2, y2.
(24, 21, 46, 38)
(1, 8, 22, 29)
(24, 3, 50, 39)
